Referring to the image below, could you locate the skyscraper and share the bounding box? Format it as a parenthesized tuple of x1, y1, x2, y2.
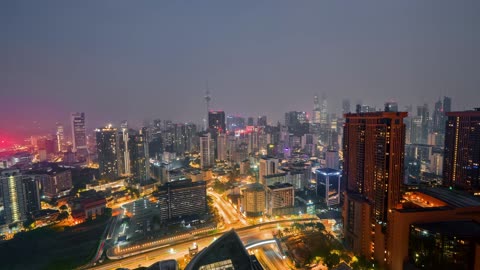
(208, 110, 226, 135)
(259, 157, 279, 185)
(56, 122, 65, 152)
(200, 133, 214, 169)
(312, 94, 321, 124)
(95, 125, 119, 181)
(384, 101, 398, 112)
(443, 108, 480, 192)
(315, 168, 341, 207)
(342, 99, 351, 115)
(71, 112, 87, 155)
(119, 121, 130, 176)
(129, 129, 149, 184)
(0, 170, 39, 224)
(216, 133, 227, 161)
(319, 93, 328, 126)
(343, 111, 407, 260)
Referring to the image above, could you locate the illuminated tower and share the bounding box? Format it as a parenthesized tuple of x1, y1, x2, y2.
(71, 112, 88, 158)
(204, 86, 211, 131)
(95, 125, 119, 181)
(56, 122, 65, 152)
(443, 108, 480, 191)
(312, 94, 321, 124)
(343, 111, 407, 260)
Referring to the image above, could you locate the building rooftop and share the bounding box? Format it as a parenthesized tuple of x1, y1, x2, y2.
(412, 220, 480, 238)
(186, 229, 260, 270)
(418, 187, 480, 208)
(316, 168, 341, 175)
(245, 183, 265, 192)
(267, 182, 293, 190)
(264, 173, 287, 178)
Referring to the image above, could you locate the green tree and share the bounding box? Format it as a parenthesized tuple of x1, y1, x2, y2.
(57, 211, 69, 221)
(315, 222, 326, 231)
(60, 205, 68, 211)
(324, 252, 340, 269)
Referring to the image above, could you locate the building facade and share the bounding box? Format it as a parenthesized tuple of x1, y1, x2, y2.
(443, 109, 480, 192)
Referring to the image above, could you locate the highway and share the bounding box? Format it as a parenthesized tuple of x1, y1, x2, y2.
(91, 226, 276, 270)
(91, 192, 317, 269)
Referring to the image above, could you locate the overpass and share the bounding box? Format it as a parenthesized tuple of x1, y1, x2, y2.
(245, 238, 286, 258)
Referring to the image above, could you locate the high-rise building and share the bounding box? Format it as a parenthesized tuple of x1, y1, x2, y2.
(95, 125, 119, 181)
(257, 115, 267, 127)
(200, 133, 214, 169)
(226, 115, 245, 132)
(31, 167, 72, 199)
(315, 168, 341, 207)
(216, 133, 227, 161)
(343, 111, 407, 260)
(259, 157, 279, 185)
(266, 182, 294, 216)
(443, 96, 452, 113)
(22, 175, 41, 215)
(0, 170, 39, 224)
(384, 101, 398, 112)
(326, 150, 340, 170)
(156, 179, 207, 221)
(71, 112, 88, 156)
(208, 111, 226, 135)
(443, 108, 480, 191)
(241, 183, 265, 217)
(119, 122, 130, 176)
(319, 93, 328, 126)
(129, 130, 149, 184)
(342, 99, 351, 115)
(247, 117, 255, 126)
(56, 123, 65, 152)
(312, 94, 321, 124)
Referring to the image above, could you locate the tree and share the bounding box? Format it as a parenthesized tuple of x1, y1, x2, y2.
(57, 211, 69, 221)
(324, 252, 340, 269)
(60, 205, 68, 211)
(315, 222, 326, 231)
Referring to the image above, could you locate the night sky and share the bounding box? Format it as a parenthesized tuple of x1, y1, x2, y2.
(1, 1, 479, 138)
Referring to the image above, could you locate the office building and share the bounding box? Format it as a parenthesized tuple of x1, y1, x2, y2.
(56, 123, 65, 152)
(129, 130, 149, 184)
(312, 94, 321, 124)
(384, 101, 398, 112)
(443, 108, 480, 192)
(95, 125, 119, 181)
(32, 167, 72, 199)
(342, 99, 351, 114)
(241, 183, 265, 217)
(156, 179, 207, 221)
(408, 221, 480, 270)
(119, 124, 130, 176)
(326, 150, 340, 170)
(316, 168, 341, 207)
(266, 182, 294, 216)
(71, 112, 88, 157)
(259, 157, 279, 185)
(0, 170, 35, 224)
(257, 116, 267, 126)
(342, 111, 407, 261)
(217, 133, 227, 161)
(200, 133, 215, 169)
(208, 110, 226, 135)
(387, 187, 480, 269)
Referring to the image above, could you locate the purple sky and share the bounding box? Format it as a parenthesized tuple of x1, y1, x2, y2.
(1, 1, 479, 137)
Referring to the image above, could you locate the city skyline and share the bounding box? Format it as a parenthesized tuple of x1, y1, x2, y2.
(2, 1, 480, 137)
